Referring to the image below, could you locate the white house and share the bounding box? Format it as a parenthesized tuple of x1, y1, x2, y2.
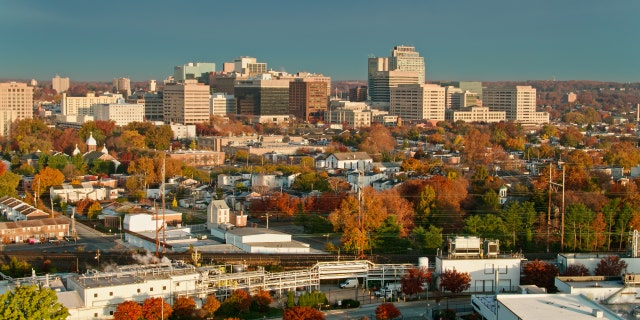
(123, 213, 166, 233)
(324, 152, 373, 171)
(207, 200, 231, 231)
(50, 182, 116, 203)
(225, 228, 310, 253)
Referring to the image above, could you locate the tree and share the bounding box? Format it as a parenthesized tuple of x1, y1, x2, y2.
(141, 297, 172, 320)
(375, 303, 401, 320)
(87, 201, 102, 220)
(114, 301, 143, 320)
(0, 285, 68, 320)
(32, 166, 65, 197)
(251, 290, 273, 313)
(221, 290, 252, 314)
(282, 306, 325, 320)
(595, 256, 628, 276)
(201, 295, 221, 318)
(439, 269, 471, 294)
(401, 267, 432, 296)
(0, 171, 21, 198)
(145, 125, 173, 150)
(522, 259, 558, 291)
(562, 264, 590, 276)
(414, 185, 436, 227)
(171, 296, 196, 320)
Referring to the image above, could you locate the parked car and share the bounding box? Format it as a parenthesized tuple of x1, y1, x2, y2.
(339, 279, 359, 288)
(28, 238, 41, 244)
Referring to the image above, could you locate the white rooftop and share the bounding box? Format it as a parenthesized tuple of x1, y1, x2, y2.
(496, 294, 623, 320)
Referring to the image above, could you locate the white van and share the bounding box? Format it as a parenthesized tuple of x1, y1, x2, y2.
(339, 279, 359, 288)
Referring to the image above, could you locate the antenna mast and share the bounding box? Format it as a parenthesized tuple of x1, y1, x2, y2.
(162, 155, 166, 254)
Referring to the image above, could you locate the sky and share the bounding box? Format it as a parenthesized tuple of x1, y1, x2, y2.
(1, 0, 639, 83)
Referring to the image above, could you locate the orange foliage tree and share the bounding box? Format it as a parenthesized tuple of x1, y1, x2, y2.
(171, 296, 196, 320)
(141, 297, 172, 320)
(113, 300, 142, 320)
(251, 290, 273, 312)
(375, 303, 401, 320)
(282, 306, 325, 320)
(222, 290, 252, 314)
(439, 269, 471, 294)
(202, 294, 221, 317)
(32, 166, 65, 197)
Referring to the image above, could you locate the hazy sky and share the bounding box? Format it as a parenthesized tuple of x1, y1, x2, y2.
(1, 0, 639, 82)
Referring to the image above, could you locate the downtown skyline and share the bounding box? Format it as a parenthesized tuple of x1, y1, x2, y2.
(1, 0, 639, 83)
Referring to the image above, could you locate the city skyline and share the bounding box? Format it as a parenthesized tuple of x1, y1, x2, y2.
(1, 0, 639, 83)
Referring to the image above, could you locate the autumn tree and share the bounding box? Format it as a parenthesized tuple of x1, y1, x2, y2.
(201, 295, 221, 318)
(522, 259, 558, 291)
(401, 267, 432, 296)
(32, 166, 65, 198)
(562, 264, 590, 276)
(0, 171, 21, 198)
(141, 297, 172, 320)
(329, 187, 389, 254)
(375, 303, 402, 320)
(0, 285, 68, 320)
(358, 124, 396, 154)
(171, 296, 196, 320)
(439, 269, 471, 294)
(87, 201, 102, 220)
(251, 290, 273, 313)
(220, 290, 252, 315)
(114, 300, 143, 320)
(282, 306, 325, 320)
(595, 256, 627, 276)
(414, 185, 436, 227)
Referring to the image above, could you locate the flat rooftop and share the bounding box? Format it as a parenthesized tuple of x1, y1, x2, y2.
(496, 294, 623, 320)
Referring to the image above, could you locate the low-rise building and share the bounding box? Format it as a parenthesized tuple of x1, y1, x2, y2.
(0, 196, 50, 221)
(324, 152, 373, 171)
(0, 216, 68, 243)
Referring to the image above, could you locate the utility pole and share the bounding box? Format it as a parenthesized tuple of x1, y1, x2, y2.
(162, 155, 166, 254)
(547, 166, 552, 253)
(549, 164, 566, 251)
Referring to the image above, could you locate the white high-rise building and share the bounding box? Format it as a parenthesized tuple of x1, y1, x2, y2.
(389, 45, 425, 84)
(483, 85, 549, 124)
(94, 101, 144, 126)
(149, 80, 157, 92)
(232, 57, 267, 76)
(52, 74, 70, 93)
(369, 70, 421, 108)
(0, 82, 33, 136)
(210, 93, 235, 116)
(163, 80, 210, 125)
(62, 92, 123, 116)
(390, 84, 445, 121)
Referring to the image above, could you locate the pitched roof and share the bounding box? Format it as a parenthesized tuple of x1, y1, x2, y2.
(330, 152, 372, 161)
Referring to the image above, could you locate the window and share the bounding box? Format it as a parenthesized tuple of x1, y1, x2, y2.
(94, 313, 98, 317)
(484, 264, 494, 274)
(163, 286, 166, 290)
(499, 265, 508, 274)
(94, 293, 98, 298)
(150, 287, 153, 292)
(137, 288, 141, 293)
(176, 282, 180, 287)
(109, 292, 113, 296)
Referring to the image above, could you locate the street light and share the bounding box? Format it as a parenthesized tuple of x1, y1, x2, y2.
(94, 249, 101, 271)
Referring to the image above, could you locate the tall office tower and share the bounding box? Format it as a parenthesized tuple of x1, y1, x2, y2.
(163, 80, 211, 125)
(234, 75, 290, 123)
(389, 45, 425, 84)
(52, 74, 70, 93)
(289, 78, 329, 122)
(94, 101, 145, 126)
(126, 92, 163, 121)
(483, 85, 549, 124)
(368, 70, 421, 108)
(367, 57, 388, 100)
(233, 56, 267, 76)
(62, 92, 123, 116)
(0, 82, 33, 136)
(349, 86, 367, 102)
(390, 84, 445, 121)
(173, 62, 216, 84)
(210, 93, 235, 116)
(149, 80, 157, 92)
(444, 86, 463, 109)
(112, 77, 131, 95)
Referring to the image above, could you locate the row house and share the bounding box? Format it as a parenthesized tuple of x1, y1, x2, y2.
(0, 216, 69, 243)
(0, 196, 49, 221)
(49, 182, 117, 203)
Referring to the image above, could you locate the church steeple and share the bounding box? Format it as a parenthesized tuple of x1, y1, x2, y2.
(86, 132, 97, 152)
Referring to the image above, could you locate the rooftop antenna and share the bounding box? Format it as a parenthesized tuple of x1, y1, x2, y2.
(162, 154, 166, 254)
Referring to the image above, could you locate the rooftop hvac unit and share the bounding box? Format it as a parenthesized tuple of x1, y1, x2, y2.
(484, 240, 500, 258)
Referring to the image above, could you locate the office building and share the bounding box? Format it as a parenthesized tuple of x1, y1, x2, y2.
(62, 92, 123, 116)
(451, 91, 480, 109)
(94, 101, 144, 126)
(173, 62, 216, 84)
(325, 100, 371, 128)
(163, 80, 211, 125)
(445, 106, 506, 123)
(389, 45, 425, 84)
(112, 77, 131, 95)
(210, 93, 235, 116)
(455, 81, 483, 100)
(149, 80, 157, 92)
(51, 74, 70, 93)
(234, 75, 290, 123)
(349, 86, 367, 102)
(289, 78, 329, 122)
(0, 82, 33, 136)
(483, 85, 549, 124)
(211, 73, 246, 95)
(126, 92, 163, 121)
(444, 86, 463, 109)
(232, 56, 267, 76)
(390, 84, 445, 121)
(368, 70, 421, 108)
